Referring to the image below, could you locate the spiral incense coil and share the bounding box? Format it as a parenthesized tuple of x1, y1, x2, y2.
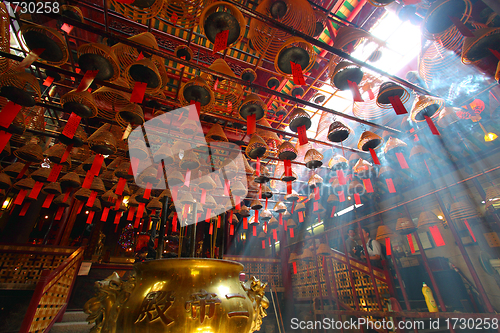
(205, 123, 228, 142)
(275, 37, 316, 77)
(437, 107, 460, 128)
(0, 3, 10, 74)
(59, 5, 84, 23)
(175, 45, 194, 61)
(353, 86, 392, 120)
(410, 95, 445, 123)
(58, 124, 88, 148)
(179, 76, 215, 112)
(368, 0, 395, 7)
(376, 82, 410, 109)
(246, 133, 269, 159)
(0, 72, 41, 107)
(19, 24, 68, 66)
(421, 0, 472, 42)
(110, 0, 164, 22)
(357, 131, 383, 151)
(111, 32, 159, 72)
(304, 148, 323, 169)
(257, 118, 281, 151)
(125, 57, 162, 94)
(200, 2, 245, 51)
(61, 90, 98, 118)
(14, 137, 43, 163)
(160, 0, 205, 30)
(331, 61, 364, 91)
(461, 27, 500, 65)
(383, 137, 407, 154)
(277, 141, 297, 161)
(248, 0, 315, 62)
(314, 111, 334, 141)
(327, 121, 352, 143)
(116, 103, 145, 129)
(288, 108, 311, 133)
(45, 143, 72, 167)
(93, 78, 131, 121)
(241, 68, 257, 83)
(239, 93, 266, 122)
(201, 59, 243, 115)
(77, 43, 121, 82)
(88, 123, 117, 156)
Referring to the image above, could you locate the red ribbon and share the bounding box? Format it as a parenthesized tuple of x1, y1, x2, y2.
(217, 215, 221, 228)
(279, 213, 283, 225)
(127, 206, 136, 221)
(130, 82, 148, 103)
(284, 160, 292, 177)
(298, 211, 304, 223)
(115, 178, 126, 195)
(247, 114, 256, 135)
(262, 240, 266, 249)
(230, 224, 234, 236)
(424, 115, 440, 135)
(184, 169, 191, 187)
(407, 234, 415, 253)
(354, 193, 361, 205)
(287, 181, 292, 194)
(386, 178, 396, 193)
(144, 183, 152, 200)
(0, 101, 22, 129)
(76, 70, 99, 93)
(448, 16, 475, 37)
(429, 226, 445, 247)
(297, 125, 308, 146)
(256, 157, 260, 176)
(338, 191, 345, 202)
(0, 131, 12, 152)
(114, 212, 122, 224)
(14, 189, 27, 205)
(42, 193, 55, 208)
(172, 214, 178, 232)
(86, 191, 97, 207)
(463, 219, 476, 242)
(55, 206, 65, 220)
(292, 261, 297, 274)
(330, 205, 336, 217)
(396, 152, 409, 169)
(347, 80, 363, 102)
(388, 95, 407, 115)
(336, 170, 346, 185)
(243, 217, 248, 229)
(101, 207, 110, 222)
(385, 238, 392, 255)
(19, 202, 30, 216)
(369, 148, 380, 165)
(201, 189, 206, 204)
(363, 179, 374, 193)
(290, 62, 306, 85)
(290, 228, 294, 238)
(213, 30, 229, 53)
(86, 211, 95, 224)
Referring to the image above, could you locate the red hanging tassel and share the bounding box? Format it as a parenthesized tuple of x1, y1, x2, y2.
(47, 164, 63, 182)
(28, 182, 43, 199)
(144, 183, 152, 200)
(290, 62, 306, 85)
(55, 206, 65, 220)
(115, 178, 126, 195)
(330, 205, 336, 218)
(284, 160, 292, 177)
(463, 219, 476, 242)
(386, 178, 396, 193)
(273, 229, 277, 240)
(429, 226, 445, 247)
(253, 224, 257, 236)
(407, 234, 416, 253)
(262, 240, 266, 249)
(62, 113, 82, 139)
(369, 148, 380, 165)
(363, 179, 374, 193)
(298, 211, 304, 223)
(287, 182, 292, 194)
(114, 212, 122, 224)
(234, 196, 240, 210)
(205, 208, 211, 222)
(230, 224, 234, 236)
(336, 170, 346, 185)
(42, 193, 55, 208)
(201, 189, 206, 204)
(19, 202, 30, 216)
(0, 131, 12, 152)
(77, 201, 84, 214)
(86, 211, 95, 224)
(87, 191, 97, 207)
(388, 95, 408, 115)
(279, 213, 283, 225)
(101, 207, 110, 221)
(127, 206, 136, 221)
(424, 115, 440, 135)
(213, 30, 229, 53)
(224, 179, 230, 196)
(0, 101, 23, 129)
(209, 222, 213, 235)
(396, 152, 409, 169)
(256, 157, 260, 176)
(14, 189, 27, 205)
(354, 193, 361, 205)
(243, 217, 248, 229)
(448, 16, 475, 37)
(297, 125, 308, 145)
(385, 238, 392, 256)
(217, 215, 221, 228)
(130, 82, 147, 103)
(247, 114, 256, 135)
(368, 88, 375, 100)
(347, 80, 363, 102)
(172, 214, 178, 232)
(290, 228, 294, 238)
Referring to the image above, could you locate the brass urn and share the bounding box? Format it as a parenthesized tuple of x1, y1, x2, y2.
(84, 258, 269, 333)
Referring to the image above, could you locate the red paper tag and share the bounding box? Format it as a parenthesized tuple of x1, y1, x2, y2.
(19, 202, 30, 216)
(59, 144, 73, 165)
(200, 189, 206, 204)
(234, 196, 240, 210)
(489, 48, 500, 61)
(229, 210, 233, 224)
(213, 79, 219, 91)
(255, 210, 259, 224)
(171, 12, 178, 24)
(368, 148, 380, 165)
(290, 62, 306, 85)
(354, 193, 361, 205)
(101, 207, 110, 221)
(60, 23, 73, 34)
(172, 214, 178, 232)
(424, 115, 440, 135)
(338, 191, 345, 202)
(247, 114, 256, 135)
(16, 162, 31, 180)
(287, 181, 292, 194)
(213, 30, 229, 53)
(42, 193, 55, 208)
(62, 113, 82, 139)
(297, 125, 308, 146)
(336, 170, 345, 185)
(115, 178, 126, 195)
(243, 217, 248, 229)
(257, 184, 262, 200)
(87, 191, 97, 207)
(463, 219, 476, 242)
(144, 183, 152, 200)
(253, 224, 257, 236)
(55, 206, 65, 220)
(385, 237, 392, 256)
(265, 197, 268, 210)
(314, 187, 320, 201)
(347, 80, 363, 102)
(386, 178, 396, 193)
(395, 152, 409, 169)
(114, 196, 122, 210)
(127, 206, 136, 221)
(290, 228, 294, 238)
(14, 189, 27, 205)
(262, 240, 265, 249)
(76, 201, 83, 214)
(76, 70, 99, 93)
(298, 211, 304, 223)
(205, 208, 212, 222)
(43, 76, 54, 86)
(136, 203, 145, 220)
(217, 215, 221, 228)
(256, 157, 260, 176)
(16, 48, 44, 69)
(28, 181, 43, 199)
(0, 131, 12, 152)
(363, 179, 374, 193)
(283, 160, 291, 177)
(230, 224, 234, 236)
(429, 226, 445, 247)
(82, 172, 94, 189)
(313, 202, 318, 212)
(448, 16, 475, 37)
(224, 179, 230, 197)
(114, 212, 122, 224)
(368, 89, 375, 100)
(130, 82, 148, 103)
(184, 169, 191, 187)
(209, 222, 213, 235)
(87, 211, 95, 224)
(0, 101, 22, 129)
(90, 154, 104, 176)
(330, 205, 336, 217)
(272, 229, 277, 240)
(388, 95, 407, 115)
(407, 234, 415, 253)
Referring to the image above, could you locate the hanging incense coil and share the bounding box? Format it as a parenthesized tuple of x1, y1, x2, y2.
(396, 217, 417, 235)
(92, 78, 131, 122)
(316, 243, 332, 256)
(239, 93, 266, 123)
(0, 3, 10, 74)
(14, 138, 43, 163)
(241, 68, 257, 83)
(160, 0, 205, 30)
(197, 174, 216, 191)
(77, 43, 120, 82)
(89, 198, 102, 212)
(260, 209, 272, 222)
(238, 205, 251, 217)
(45, 143, 72, 167)
(246, 134, 269, 159)
(332, 62, 363, 91)
(295, 202, 306, 212)
(206, 123, 228, 142)
(14, 177, 35, 190)
(88, 123, 117, 156)
(59, 172, 81, 189)
(357, 131, 383, 151)
(180, 150, 200, 170)
(200, 2, 245, 51)
(4, 162, 29, 178)
(308, 174, 323, 188)
(284, 189, 299, 202)
(102, 190, 118, 207)
(179, 76, 214, 111)
(267, 77, 280, 90)
(348, 179, 364, 194)
(58, 124, 87, 147)
(75, 188, 92, 201)
(125, 58, 162, 93)
(145, 196, 160, 210)
(275, 37, 316, 77)
(367, 0, 394, 6)
(327, 194, 338, 205)
(260, 185, 273, 199)
(287, 219, 297, 230)
(110, 0, 164, 22)
(116, 103, 145, 129)
(6, 107, 26, 136)
(128, 195, 140, 207)
(449, 199, 479, 220)
(328, 154, 348, 170)
(112, 32, 159, 71)
(376, 82, 410, 109)
(274, 201, 287, 213)
(257, 118, 281, 151)
(288, 108, 311, 133)
(383, 137, 408, 154)
(231, 181, 247, 197)
(90, 177, 106, 194)
(0, 72, 41, 107)
(168, 170, 185, 187)
(417, 210, 441, 228)
(275, 106, 287, 118)
(410, 145, 430, 161)
(421, 0, 472, 41)
(54, 194, 71, 207)
(353, 159, 374, 178)
(153, 143, 174, 165)
(201, 59, 243, 115)
(248, 0, 315, 62)
(327, 121, 351, 143)
(437, 107, 460, 128)
(112, 181, 131, 196)
(411, 95, 445, 123)
(281, 169, 297, 182)
(175, 45, 193, 61)
(0, 173, 11, 190)
(304, 148, 323, 169)
(277, 141, 297, 161)
(268, 216, 279, 229)
(20, 24, 68, 66)
(59, 5, 84, 24)
(42, 181, 62, 195)
(353, 85, 393, 120)
(254, 166, 271, 184)
(129, 139, 149, 161)
(376, 225, 395, 241)
(377, 166, 393, 179)
(61, 90, 98, 118)
(250, 199, 263, 210)
(461, 27, 500, 64)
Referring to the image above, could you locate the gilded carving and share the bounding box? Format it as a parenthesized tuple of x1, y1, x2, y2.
(135, 290, 175, 325)
(84, 272, 136, 333)
(185, 289, 221, 323)
(241, 276, 269, 333)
